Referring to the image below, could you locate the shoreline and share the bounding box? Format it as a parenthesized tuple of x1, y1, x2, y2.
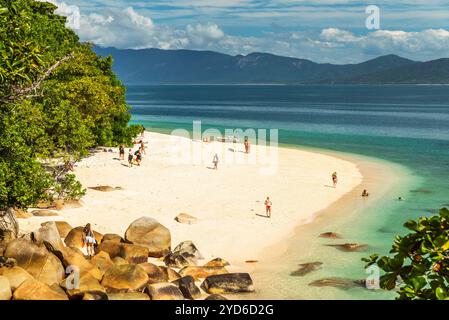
(244, 149, 409, 299)
(17, 131, 405, 299)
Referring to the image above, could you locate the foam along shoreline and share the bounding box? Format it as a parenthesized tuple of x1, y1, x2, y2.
(19, 131, 363, 295)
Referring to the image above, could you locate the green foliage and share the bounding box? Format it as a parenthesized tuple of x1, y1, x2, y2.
(0, 0, 138, 209)
(363, 208, 449, 300)
(53, 174, 86, 200)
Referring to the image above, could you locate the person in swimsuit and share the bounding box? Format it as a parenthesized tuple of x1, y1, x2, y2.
(362, 189, 369, 197)
(244, 137, 250, 154)
(83, 223, 96, 257)
(135, 150, 142, 166)
(332, 172, 338, 188)
(128, 149, 134, 167)
(213, 153, 219, 170)
(140, 141, 146, 156)
(119, 145, 125, 160)
(265, 197, 272, 218)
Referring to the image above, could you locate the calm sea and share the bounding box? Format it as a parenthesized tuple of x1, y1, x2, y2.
(127, 85, 449, 299)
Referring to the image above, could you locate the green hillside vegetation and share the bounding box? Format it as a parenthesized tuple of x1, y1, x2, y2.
(0, 0, 141, 210)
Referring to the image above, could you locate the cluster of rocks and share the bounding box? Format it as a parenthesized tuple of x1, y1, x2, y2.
(0, 216, 254, 300)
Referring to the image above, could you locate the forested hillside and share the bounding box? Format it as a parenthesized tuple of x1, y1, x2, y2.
(0, 0, 140, 210)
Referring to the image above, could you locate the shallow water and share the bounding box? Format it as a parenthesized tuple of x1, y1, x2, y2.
(127, 84, 449, 299)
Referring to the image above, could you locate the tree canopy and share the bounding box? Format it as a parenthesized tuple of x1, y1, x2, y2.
(364, 208, 449, 300)
(0, 0, 141, 209)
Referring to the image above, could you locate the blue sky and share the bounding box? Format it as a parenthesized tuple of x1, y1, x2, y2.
(48, 0, 449, 63)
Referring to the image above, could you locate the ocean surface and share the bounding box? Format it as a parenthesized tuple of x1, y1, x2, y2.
(126, 85, 449, 299)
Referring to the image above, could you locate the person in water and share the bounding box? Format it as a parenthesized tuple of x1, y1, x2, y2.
(83, 223, 96, 257)
(213, 153, 219, 170)
(128, 149, 134, 167)
(332, 172, 338, 188)
(119, 145, 125, 160)
(265, 197, 272, 218)
(362, 189, 369, 197)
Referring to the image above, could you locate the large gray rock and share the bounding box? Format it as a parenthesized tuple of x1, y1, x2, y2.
(164, 241, 203, 268)
(147, 282, 184, 300)
(125, 217, 171, 258)
(64, 226, 103, 250)
(97, 241, 149, 264)
(173, 275, 201, 300)
(101, 264, 149, 293)
(0, 266, 34, 291)
(179, 266, 228, 280)
(138, 263, 168, 284)
(201, 273, 254, 294)
(60, 272, 106, 298)
(32, 221, 65, 252)
(31, 210, 58, 217)
(13, 279, 68, 300)
(58, 246, 104, 281)
(108, 292, 150, 300)
(101, 233, 124, 243)
(4, 239, 65, 286)
(90, 251, 114, 273)
(204, 258, 230, 268)
(174, 213, 198, 224)
(41, 221, 73, 238)
(0, 276, 11, 300)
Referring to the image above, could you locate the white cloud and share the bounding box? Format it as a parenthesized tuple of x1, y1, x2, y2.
(186, 23, 225, 45)
(44, 0, 449, 63)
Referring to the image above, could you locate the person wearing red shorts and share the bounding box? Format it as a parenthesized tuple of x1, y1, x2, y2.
(264, 197, 272, 218)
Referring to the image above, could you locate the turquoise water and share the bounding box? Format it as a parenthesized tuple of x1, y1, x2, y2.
(126, 85, 449, 299)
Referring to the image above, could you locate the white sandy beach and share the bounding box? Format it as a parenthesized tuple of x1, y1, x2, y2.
(20, 131, 363, 273)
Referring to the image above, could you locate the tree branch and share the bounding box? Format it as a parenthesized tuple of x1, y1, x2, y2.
(1, 52, 74, 104)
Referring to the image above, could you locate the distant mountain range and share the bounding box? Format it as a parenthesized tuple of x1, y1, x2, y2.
(94, 46, 449, 85)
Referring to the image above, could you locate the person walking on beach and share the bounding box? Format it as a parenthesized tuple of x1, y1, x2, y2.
(265, 197, 272, 218)
(119, 145, 125, 160)
(332, 172, 338, 188)
(128, 149, 134, 167)
(140, 140, 146, 156)
(83, 223, 96, 257)
(213, 153, 219, 170)
(244, 137, 251, 154)
(135, 149, 142, 166)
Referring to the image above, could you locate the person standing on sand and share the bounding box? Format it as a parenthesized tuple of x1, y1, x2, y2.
(332, 172, 338, 188)
(83, 223, 96, 257)
(244, 137, 251, 154)
(135, 149, 142, 166)
(140, 140, 146, 156)
(119, 145, 125, 160)
(265, 197, 272, 218)
(213, 153, 219, 170)
(128, 149, 134, 167)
